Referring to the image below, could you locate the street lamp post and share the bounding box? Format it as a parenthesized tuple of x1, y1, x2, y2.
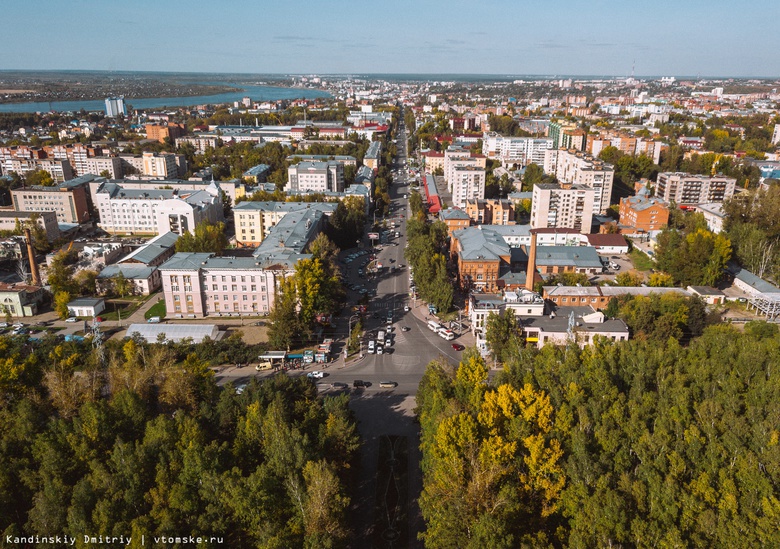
(453, 305, 463, 335)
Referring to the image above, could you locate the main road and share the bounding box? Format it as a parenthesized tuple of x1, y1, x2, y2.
(319, 110, 464, 548)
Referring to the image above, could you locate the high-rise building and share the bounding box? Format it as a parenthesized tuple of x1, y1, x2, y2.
(451, 166, 486, 208)
(545, 149, 614, 215)
(104, 97, 126, 118)
(530, 183, 595, 234)
(655, 173, 736, 205)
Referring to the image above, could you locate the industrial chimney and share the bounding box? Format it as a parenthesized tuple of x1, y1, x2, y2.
(24, 228, 42, 286)
(525, 231, 537, 292)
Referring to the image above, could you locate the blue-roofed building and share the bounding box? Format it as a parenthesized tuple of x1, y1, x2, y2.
(242, 164, 271, 183)
(364, 141, 382, 171)
(96, 264, 160, 295)
(118, 232, 179, 267)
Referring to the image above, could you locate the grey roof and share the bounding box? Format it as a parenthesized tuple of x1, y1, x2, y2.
(97, 264, 156, 280)
(59, 174, 102, 189)
(286, 155, 355, 162)
(623, 195, 668, 212)
(243, 164, 271, 177)
(365, 141, 382, 159)
(484, 224, 532, 237)
(234, 201, 337, 214)
(453, 226, 510, 261)
(727, 263, 780, 293)
(119, 232, 179, 265)
(522, 306, 629, 335)
(160, 252, 214, 271)
(253, 208, 325, 265)
(534, 246, 603, 268)
(67, 297, 105, 307)
(355, 165, 375, 183)
(127, 323, 219, 343)
(439, 208, 471, 220)
(98, 182, 176, 200)
(688, 285, 725, 296)
(543, 285, 691, 298)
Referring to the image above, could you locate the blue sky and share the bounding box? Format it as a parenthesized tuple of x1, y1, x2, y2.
(2, 0, 779, 77)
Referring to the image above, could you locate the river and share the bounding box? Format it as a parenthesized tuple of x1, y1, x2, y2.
(0, 82, 331, 114)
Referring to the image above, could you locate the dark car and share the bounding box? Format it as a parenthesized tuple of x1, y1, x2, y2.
(331, 382, 348, 390)
(353, 379, 366, 388)
(451, 343, 465, 351)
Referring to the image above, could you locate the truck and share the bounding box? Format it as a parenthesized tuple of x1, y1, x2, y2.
(377, 330, 386, 341)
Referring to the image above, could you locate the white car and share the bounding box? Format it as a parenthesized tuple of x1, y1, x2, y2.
(307, 371, 325, 379)
(65, 317, 78, 323)
(404, 305, 410, 312)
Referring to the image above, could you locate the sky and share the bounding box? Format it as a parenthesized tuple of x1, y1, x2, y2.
(1, 0, 779, 77)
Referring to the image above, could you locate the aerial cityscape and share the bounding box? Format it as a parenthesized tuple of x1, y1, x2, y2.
(1, 2, 780, 549)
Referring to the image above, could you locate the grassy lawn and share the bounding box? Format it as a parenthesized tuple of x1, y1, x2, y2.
(100, 296, 149, 321)
(145, 299, 166, 320)
(629, 248, 655, 271)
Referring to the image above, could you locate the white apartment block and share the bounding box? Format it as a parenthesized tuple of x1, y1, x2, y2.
(530, 183, 595, 234)
(94, 182, 222, 236)
(175, 135, 220, 154)
(286, 161, 344, 193)
(451, 166, 486, 208)
(482, 133, 553, 166)
(85, 157, 123, 179)
(1, 158, 73, 182)
(545, 149, 614, 215)
(655, 173, 736, 205)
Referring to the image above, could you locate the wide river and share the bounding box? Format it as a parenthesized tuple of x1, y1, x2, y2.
(0, 82, 331, 113)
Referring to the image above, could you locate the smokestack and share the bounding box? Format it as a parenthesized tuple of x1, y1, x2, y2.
(24, 228, 41, 286)
(525, 232, 537, 292)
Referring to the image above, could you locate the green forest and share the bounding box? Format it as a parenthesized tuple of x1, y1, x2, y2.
(0, 336, 359, 548)
(417, 324, 780, 547)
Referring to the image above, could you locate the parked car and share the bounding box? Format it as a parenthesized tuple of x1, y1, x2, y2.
(65, 317, 78, 323)
(404, 305, 410, 312)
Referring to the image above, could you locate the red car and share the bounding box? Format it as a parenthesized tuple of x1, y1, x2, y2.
(451, 344, 465, 351)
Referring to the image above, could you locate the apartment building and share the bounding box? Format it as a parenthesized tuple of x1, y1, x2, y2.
(451, 166, 486, 208)
(286, 161, 344, 193)
(145, 123, 185, 143)
(0, 211, 60, 241)
(0, 146, 75, 182)
(548, 121, 585, 150)
(655, 172, 736, 205)
(421, 151, 445, 173)
(175, 135, 220, 154)
(11, 185, 90, 224)
(233, 201, 337, 247)
(142, 152, 181, 179)
(363, 141, 382, 171)
(619, 195, 670, 233)
(545, 149, 614, 215)
(84, 157, 122, 179)
(88, 178, 246, 206)
(530, 183, 595, 233)
(481, 133, 553, 166)
(464, 198, 515, 225)
(160, 207, 328, 318)
(93, 181, 222, 236)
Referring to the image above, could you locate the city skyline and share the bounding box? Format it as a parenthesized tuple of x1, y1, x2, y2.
(1, 0, 779, 77)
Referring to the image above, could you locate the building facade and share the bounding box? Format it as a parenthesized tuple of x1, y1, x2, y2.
(530, 183, 595, 233)
(10, 185, 90, 224)
(451, 166, 486, 208)
(655, 173, 736, 205)
(286, 161, 344, 193)
(619, 195, 670, 233)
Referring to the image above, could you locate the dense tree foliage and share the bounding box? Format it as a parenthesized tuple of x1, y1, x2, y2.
(723, 185, 780, 281)
(654, 211, 732, 287)
(0, 336, 359, 548)
(597, 146, 660, 200)
(404, 216, 453, 313)
(417, 353, 565, 547)
(174, 220, 229, 255)
(487, 326, 780, 547)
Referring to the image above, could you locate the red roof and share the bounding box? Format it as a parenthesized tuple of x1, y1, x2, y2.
(586, 233, 628, 247)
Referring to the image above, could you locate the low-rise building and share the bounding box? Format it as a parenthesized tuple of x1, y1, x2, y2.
(97, 264, 160, 295)
(0, 282, 45, 317)
(67, 297, 105, 318)
(465, 198, 515, 225)
(542, 285, 691, 309)
(521, 306, 629, 349)
(439, 208, 471, 237)
(363, 141, 382, 171)
(695, 203, 726, 234)
(619, 194, 670, 233)
(127, 323, 220, 343)
(118, 232, 179, 267)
